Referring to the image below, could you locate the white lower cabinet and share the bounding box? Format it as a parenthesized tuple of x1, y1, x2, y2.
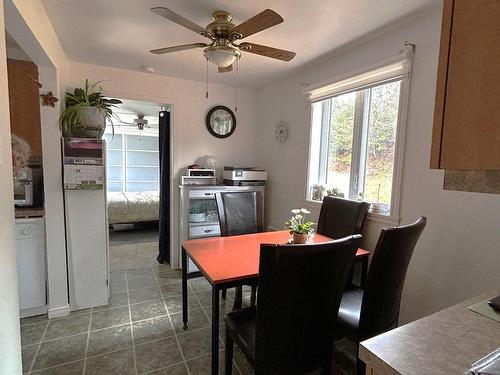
(15, 217, 47, 317)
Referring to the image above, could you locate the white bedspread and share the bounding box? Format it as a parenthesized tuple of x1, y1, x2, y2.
(107, 191, 159, 224)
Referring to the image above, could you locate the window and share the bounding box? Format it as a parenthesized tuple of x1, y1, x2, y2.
(306, 51, 412, 217)
(103, 122, 159, 193)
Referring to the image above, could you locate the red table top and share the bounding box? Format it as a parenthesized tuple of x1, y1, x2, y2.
(182, 230, 370, 285)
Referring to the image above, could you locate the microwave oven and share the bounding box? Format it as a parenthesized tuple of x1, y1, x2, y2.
(14, 167, 43, 207)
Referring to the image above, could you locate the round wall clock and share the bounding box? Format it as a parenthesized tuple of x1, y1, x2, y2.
(206, 105, 236, 138)
(275, 120, 288, 143)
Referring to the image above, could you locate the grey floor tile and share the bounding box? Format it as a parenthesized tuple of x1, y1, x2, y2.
(93, 291, 129, 311)
(110, 278, 127, 294)
(170, 309, 210, 333)
(32, 333, 87, 370)
(135, 337, 183, 374)
(110, 270, 126, 281)
(156, 272, 181, 286)
(186, 350, 239, 375)
(128, 275, 158, 290)
(164, 294, 200, 314)
(91, 306, 130, 330)
(43, 313, 90, 341)
(87, 324, 133, 357)
(188, 278, 212, 292)
(177, 327, 223, 360)
(22, 344, 38, 373)
(129, 286, 162, 304)
(130, 299, 167, 322)
(201, 303, 235, 323)
(195, 290, 234, 307)
(126, 267, 154, 280)
(31, 360, 84, 375)
(234, 346, 253, 375)
(21, 322, 48, 346)
(146, 362, 188, 375)
(160, 283, 183, 298)
(21, 314, 49, 326)
(132, 316, 174, 345)
(86, 347, 136, 375)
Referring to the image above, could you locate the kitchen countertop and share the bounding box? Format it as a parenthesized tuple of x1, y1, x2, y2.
(360, 291, 500, 375)
(15, 207, 45, 218)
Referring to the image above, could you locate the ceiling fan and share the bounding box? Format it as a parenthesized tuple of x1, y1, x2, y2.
(149, 7, 296, 72)
(118, 114, 150, 131)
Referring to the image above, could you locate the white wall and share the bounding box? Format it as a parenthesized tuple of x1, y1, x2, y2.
(256, 5, 500, 323)
(65, 61, 260, 263)
(0, 3, 22, 373)
(5, 0, 69, 318)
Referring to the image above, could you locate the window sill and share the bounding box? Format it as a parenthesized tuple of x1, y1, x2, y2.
(303, 199, 400, 226)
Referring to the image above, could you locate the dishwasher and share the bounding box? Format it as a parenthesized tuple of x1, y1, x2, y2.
(15, 217, 47, 317)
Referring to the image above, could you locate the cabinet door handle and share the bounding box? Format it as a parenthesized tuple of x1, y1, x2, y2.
(204, 192, 214, 196)
(204, 229, 214, 233)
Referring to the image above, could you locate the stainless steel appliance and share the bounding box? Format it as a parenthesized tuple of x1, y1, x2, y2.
(14, 168, 33, 206)
(223, 166, 267, 186)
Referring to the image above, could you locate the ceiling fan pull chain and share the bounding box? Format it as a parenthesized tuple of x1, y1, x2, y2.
(235, 59, 238, 112)
(206, 58, 209, 99)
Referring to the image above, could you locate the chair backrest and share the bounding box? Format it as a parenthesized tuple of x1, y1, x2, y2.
(215, 191, 263, 237)
(317, 196, 370, 239)
(359, 217, 426, 340)
(255, 235, 362, 374)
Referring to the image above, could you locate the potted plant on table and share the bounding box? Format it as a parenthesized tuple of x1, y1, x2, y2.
(285, 208, 316, 244)
(59, 79, 122, 138)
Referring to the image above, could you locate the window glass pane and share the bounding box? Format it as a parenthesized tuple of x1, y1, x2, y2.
(127, 134, 158, 150)
(107, 150, 123, 165)
(126, 167, 159, 181)
(126, 151, 159, 166)
(107, 182, 124, 192)
(103, 134, 122, 149)
(326, 92, 356, 198)
(107, 166, 123, 181)
(126, 182, 159, 192)
(363, 81, 401, 211)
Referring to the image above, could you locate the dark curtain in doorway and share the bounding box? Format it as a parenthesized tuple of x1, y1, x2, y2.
(157, 109, 171, 263)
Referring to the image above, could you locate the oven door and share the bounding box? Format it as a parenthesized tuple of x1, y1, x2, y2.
(14, 180, 33, 206)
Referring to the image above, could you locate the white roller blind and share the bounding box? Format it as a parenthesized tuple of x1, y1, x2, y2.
(305, 46, 414, 103)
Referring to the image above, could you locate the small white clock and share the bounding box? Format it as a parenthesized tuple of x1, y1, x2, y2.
(275, 120, 288, 143)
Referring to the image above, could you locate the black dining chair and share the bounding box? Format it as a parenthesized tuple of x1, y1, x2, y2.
(317, 196, 370, 239)
(215, 191, 263, 308)
(224, 235, 362, 375)
(336, 216, 427, 374)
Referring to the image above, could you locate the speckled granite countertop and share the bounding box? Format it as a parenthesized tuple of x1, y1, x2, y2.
(360, 291, 500, 375)
(15, 207, 45, 218)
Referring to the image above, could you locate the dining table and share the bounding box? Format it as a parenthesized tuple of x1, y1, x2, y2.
(181, 230, 371, 375)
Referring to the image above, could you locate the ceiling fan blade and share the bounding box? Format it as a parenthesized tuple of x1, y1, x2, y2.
(150, 43, 208, 55)
(238, 42, 296, 61)
(218, 65, 233, 73)
(151, 7, 210, 38)
(230, 9, 283, 39)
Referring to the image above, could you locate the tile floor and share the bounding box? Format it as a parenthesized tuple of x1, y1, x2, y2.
(20, 228, 354, 375)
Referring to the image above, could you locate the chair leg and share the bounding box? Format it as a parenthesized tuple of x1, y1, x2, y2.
(250, 285, 257, 307)
(232, 287, 243, 310)
(222, 288, 227, 300)
(225, 325, 234, 375)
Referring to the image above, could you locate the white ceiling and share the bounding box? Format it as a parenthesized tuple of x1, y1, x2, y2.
(41, 0, 437, 88)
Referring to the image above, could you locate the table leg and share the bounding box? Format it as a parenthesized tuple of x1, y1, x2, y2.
(181, 247, 188, 330)
(360, 257, 369, 289)
(211, 286, 220, 375)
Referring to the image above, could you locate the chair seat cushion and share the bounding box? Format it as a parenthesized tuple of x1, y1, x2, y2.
(224, 307, 256, 365)
(338, 288, 364, 332)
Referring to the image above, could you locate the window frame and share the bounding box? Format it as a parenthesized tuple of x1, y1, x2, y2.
(305, 58, 412, 223)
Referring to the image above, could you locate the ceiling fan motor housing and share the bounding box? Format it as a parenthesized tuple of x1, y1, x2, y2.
(206, 11, 235, 38)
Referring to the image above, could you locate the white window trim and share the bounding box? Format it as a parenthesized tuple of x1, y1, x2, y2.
(304, 46, 414, 224)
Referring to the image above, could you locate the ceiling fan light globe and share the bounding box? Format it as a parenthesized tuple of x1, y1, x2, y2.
(203, 46, 239, 68)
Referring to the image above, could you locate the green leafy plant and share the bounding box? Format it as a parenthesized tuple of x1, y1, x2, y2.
(285, 208, 315, 235)
(59, 79, 122, 136)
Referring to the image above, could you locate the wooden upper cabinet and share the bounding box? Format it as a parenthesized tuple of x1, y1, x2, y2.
(431, 0, 500, 170)
(7, 59, 43, 157)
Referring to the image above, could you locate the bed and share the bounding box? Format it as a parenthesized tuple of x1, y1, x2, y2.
(107, 191, 160, 225)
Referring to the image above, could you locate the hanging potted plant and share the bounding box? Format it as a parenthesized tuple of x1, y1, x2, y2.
(59, 79, 122, 138)
(285, 208, 316, 244)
